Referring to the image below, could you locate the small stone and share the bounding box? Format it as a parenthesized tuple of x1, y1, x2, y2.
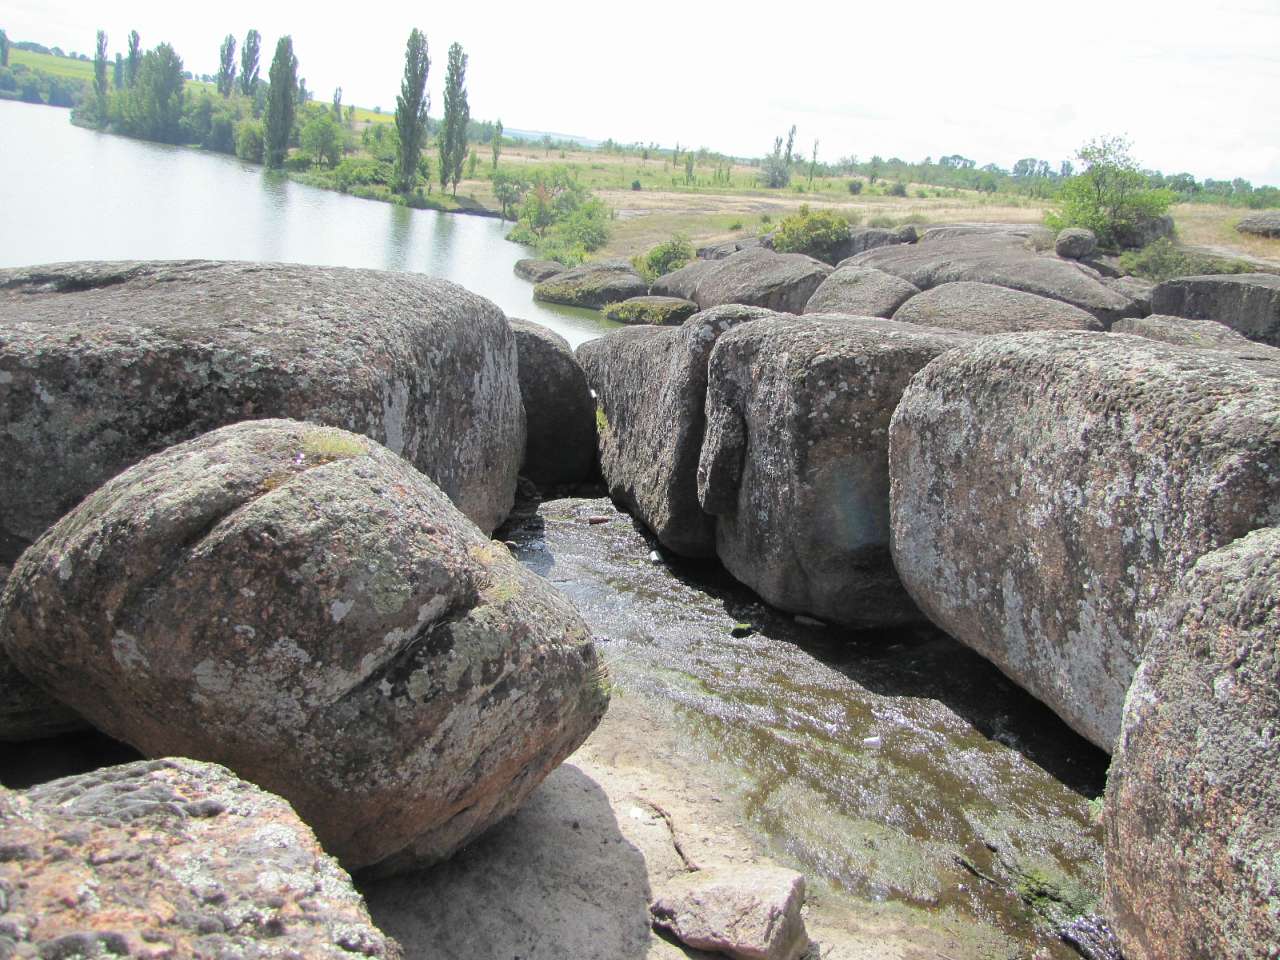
(862, 736, 883, 749)
(730, 623, 755, 638)
(586, 516, 610, 525)
(648, 550, 663, 565)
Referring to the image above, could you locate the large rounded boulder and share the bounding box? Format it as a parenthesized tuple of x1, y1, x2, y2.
(890, 332, 1280, 750)
(509, 319, 596, 486)
(891, 281, 1104, 333)
(1104, 527, 1280, 959)
(0, 260, 524, 547)
(1150, 272, 1280, 346)
(533, 260, 648, 308)
(699, 316, 972, 626)
(803, 265, 920, 317)
(0, 419, 609, 872)
(0, 758, 402, 957)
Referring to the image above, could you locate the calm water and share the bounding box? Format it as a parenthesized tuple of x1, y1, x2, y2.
(0, 100, 615, 348)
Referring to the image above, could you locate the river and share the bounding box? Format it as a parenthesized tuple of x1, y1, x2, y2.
(0, 100, 615, 348)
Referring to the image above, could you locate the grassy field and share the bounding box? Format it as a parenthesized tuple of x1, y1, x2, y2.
(1171, 203, 1280, 264)
(9, 48, 95, 80)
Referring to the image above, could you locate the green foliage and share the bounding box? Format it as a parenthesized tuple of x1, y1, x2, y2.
(92, 30, 108, 112)
(264, 36, 297, 167)
(1117, 238, 1258, 283)
(216, 34, 236, 97)
(847, 179, 862, 195)
(631, 179, 641, 191)
(113, 43, 185, 143)
(506, 167, 610, 264)
(632, 235, 693, 282)
(0, 29, 9, 68)
(759, 131, 793, 188)
(239, 29, 260, 96)
(491, 118, 502, 169)
(772, 205, 852, 262)
(394, 28, 429, 193)
(491, 170, 523, 220)
(235, 118, 264, 162)
(438, 41, 469, 195)
(301, 107, 343, 166)
(1046, 136, 1175, 247)
(887, 181, 907, 197)
(125, 31, 140, 87)
(181, 89, 244, 153)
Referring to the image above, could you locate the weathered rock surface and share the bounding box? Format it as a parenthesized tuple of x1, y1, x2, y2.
(832, 227, 901, 263)
(850, 234, 1139, 326)
(1114, 214, 1174, 249)
(1150, 272, 1280, 346)
(919, 223, 1053, 245)
(891, 281, 1103, 334)
(894, 224, 920, 244)
(699, 316, 970, 627)
(1111, 313, 1253, 348)
(508, 319, 596, 486)
(1104, 527, 1280, 960)
(1102, 275, 1153, 314)
(1055, 228, 1097, 260)
(890, 332, 1280, 750)
(603, 295, 700, 326)
(0, 259, 523, 542)
(1236, 211, 1280, 238)
(653, 248, 831, 314)
(697, 237, 763, 260)
(533, 260, 648, 308)
(803, 266, 921, 317)
(0, 758, 402, 958)
(650, 866, 810, 960)
(577, 306, 777, 556)
(0, 419, 609, 871)
(514, 258, 568, 283)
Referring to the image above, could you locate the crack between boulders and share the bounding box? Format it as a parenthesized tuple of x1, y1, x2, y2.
(637, 798, 700, 872)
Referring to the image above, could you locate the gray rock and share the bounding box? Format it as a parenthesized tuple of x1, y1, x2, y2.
(831, 227, 901, 263)
(1055, 228, 1097, 259)
(1104, 527, 1280, 959)
(577, 306, 778, 557)
(1111, 313, 1252, 348)
(891, 281, 1104, 334)
(650, 258, 718, 301)
(1150, 273, 1280, 346)
(1236, 211, 1280, 239)
(680, 247, 833, 314)
(533, 260, 648, 309)
(514, 258, 568, 283)
(894, 224, 920, 244)
(850, 234, 1140, 327)
(651, 866, 810, 960)
(0, 758, 403, 958)
(1102, 275, 1153, 314)
(919, 223, 1054, 245)
(0, 260, 523, 542)
(1113, 214, 1174, 249)
(889, 332, 1280, 750)
(0, 419, 609, 872)
(700, 316, 971, 627)
(803, 266, 921, 317)
(697, 236, 764, 260)
(602, 295, 700, 326)
(1080, 254, 1126, 279)
(509, 319, 596, 486)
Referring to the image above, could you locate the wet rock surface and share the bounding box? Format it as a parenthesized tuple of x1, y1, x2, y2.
(1150, 272, 1280, 346)
(0, 757, 402, 958)
(891, 281, 1103, 334)
(803, 266, 920, 317)
(501, 497, 1108, 958)
(0, 259, 523, 542)
(0, 419, 608, 872)
(509, 319, 596, 486)
(1104, 527, 1280, 960)
(699, 316, 971, 627)
(890, 331, 1280, 750)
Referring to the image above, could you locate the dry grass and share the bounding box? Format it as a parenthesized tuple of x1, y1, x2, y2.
(1171, 203, 1280, 265)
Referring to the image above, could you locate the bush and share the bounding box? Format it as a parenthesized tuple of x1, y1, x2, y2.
(631, 179, 642, 191)
(771, 205, 852, 263)
(1117, 238, 1257, 283)
(728, 219, 744, 231)
(887, 181, 907, 197)
(847, 180, 862, 195)
(235, 120, 264, 163)
(632, 235, 694, 282)
(1046, 136, 1174, 248)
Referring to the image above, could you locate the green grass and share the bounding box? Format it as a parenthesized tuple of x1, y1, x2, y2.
(9, 48, 95, 81)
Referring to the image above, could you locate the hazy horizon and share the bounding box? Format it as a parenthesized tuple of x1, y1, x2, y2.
(7, 0, 1279, 187)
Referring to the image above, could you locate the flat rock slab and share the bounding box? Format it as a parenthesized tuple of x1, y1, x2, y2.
(1236, 212, 1280, 238)
(891, 281, 1103, 334)
(604, 295, 700, 326)
(577, 306, 778, 557)
(651, 866, 809, 960)
(509, 319, 596, 486)
(1105, 527, 1280, 959)
(0, 259, 523, 542)
(534, 260, 648, 308)
(1109, 314, 1280, 365)
(850, 235, 1138, 326)
(890, 331, 1280, 750)
(1150, 272, 1280, 346)
(0, 419, 609, 872)
(0, 757, 402, 958)
(700, 316, 972, 627)
(803, 266, 920, 317)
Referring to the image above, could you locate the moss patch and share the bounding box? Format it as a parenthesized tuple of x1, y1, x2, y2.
(302, 428, 369, 464)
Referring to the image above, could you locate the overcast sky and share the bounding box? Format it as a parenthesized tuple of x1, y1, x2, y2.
(7, 0, 1279, 185)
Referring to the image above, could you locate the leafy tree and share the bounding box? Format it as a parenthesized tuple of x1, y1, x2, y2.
(115, 42, 185, 143)
(0, 29, 8, 67)
(760, 133, 791, 188)
(239, 29, 260, 95)
(1047, 136, 1174, 247)
(126, 31, 141, 86)
(113, 53, 123, 89)
(394, 28, 429, 193)
(491, 170, 523, 220)
(235, 118, 264, 162)
(264, 36, 297, 168)
(216, 34, 236, 97)
(296, 76, 309, 106)
(492, 118, 502, 169)
(331, 86, 342, 119)
(301, 108, 342, 167)
(439, 42, 469, 195)
(93, 30, 108, 116)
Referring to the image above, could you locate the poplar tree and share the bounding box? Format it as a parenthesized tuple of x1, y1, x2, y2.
(264, 36, 297, 168)
(1, 29, 10, 68)
(439, 42, 469, 195)
(239, 29, 260, 96)
(113, 53, 123, 89)
(216, 34, 236, 97)
(394, 28, 429, 193)
(492, 118, 502, 169)
(126, 31, 141, 86)
(93, 30, 108, 109)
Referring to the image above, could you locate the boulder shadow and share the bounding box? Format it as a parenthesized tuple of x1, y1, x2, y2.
(0, 727, 143, 790)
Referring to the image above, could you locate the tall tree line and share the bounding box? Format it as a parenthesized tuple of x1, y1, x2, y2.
(394, 28, 429, 193)
(439, 42, 469, 195)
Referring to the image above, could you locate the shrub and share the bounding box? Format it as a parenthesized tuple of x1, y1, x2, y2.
(772, 205, 852, 263)
(847, 180, 862, 195)
(632, 235, 694, 282)
(728, 219, 744, 231)
(1046, 136, 1174, 248)
(887, 181, 908, 197)
(760, 213, 772, 225)
(234, 119, 264, 163)
(1117, 238, 1256, 283)
(631, 179, 642, 191)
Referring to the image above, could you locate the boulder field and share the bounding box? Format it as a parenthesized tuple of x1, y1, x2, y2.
(1151, 272, 1280, 346)
(651, 247, 831, 313)
(0, 419, 609, 872)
